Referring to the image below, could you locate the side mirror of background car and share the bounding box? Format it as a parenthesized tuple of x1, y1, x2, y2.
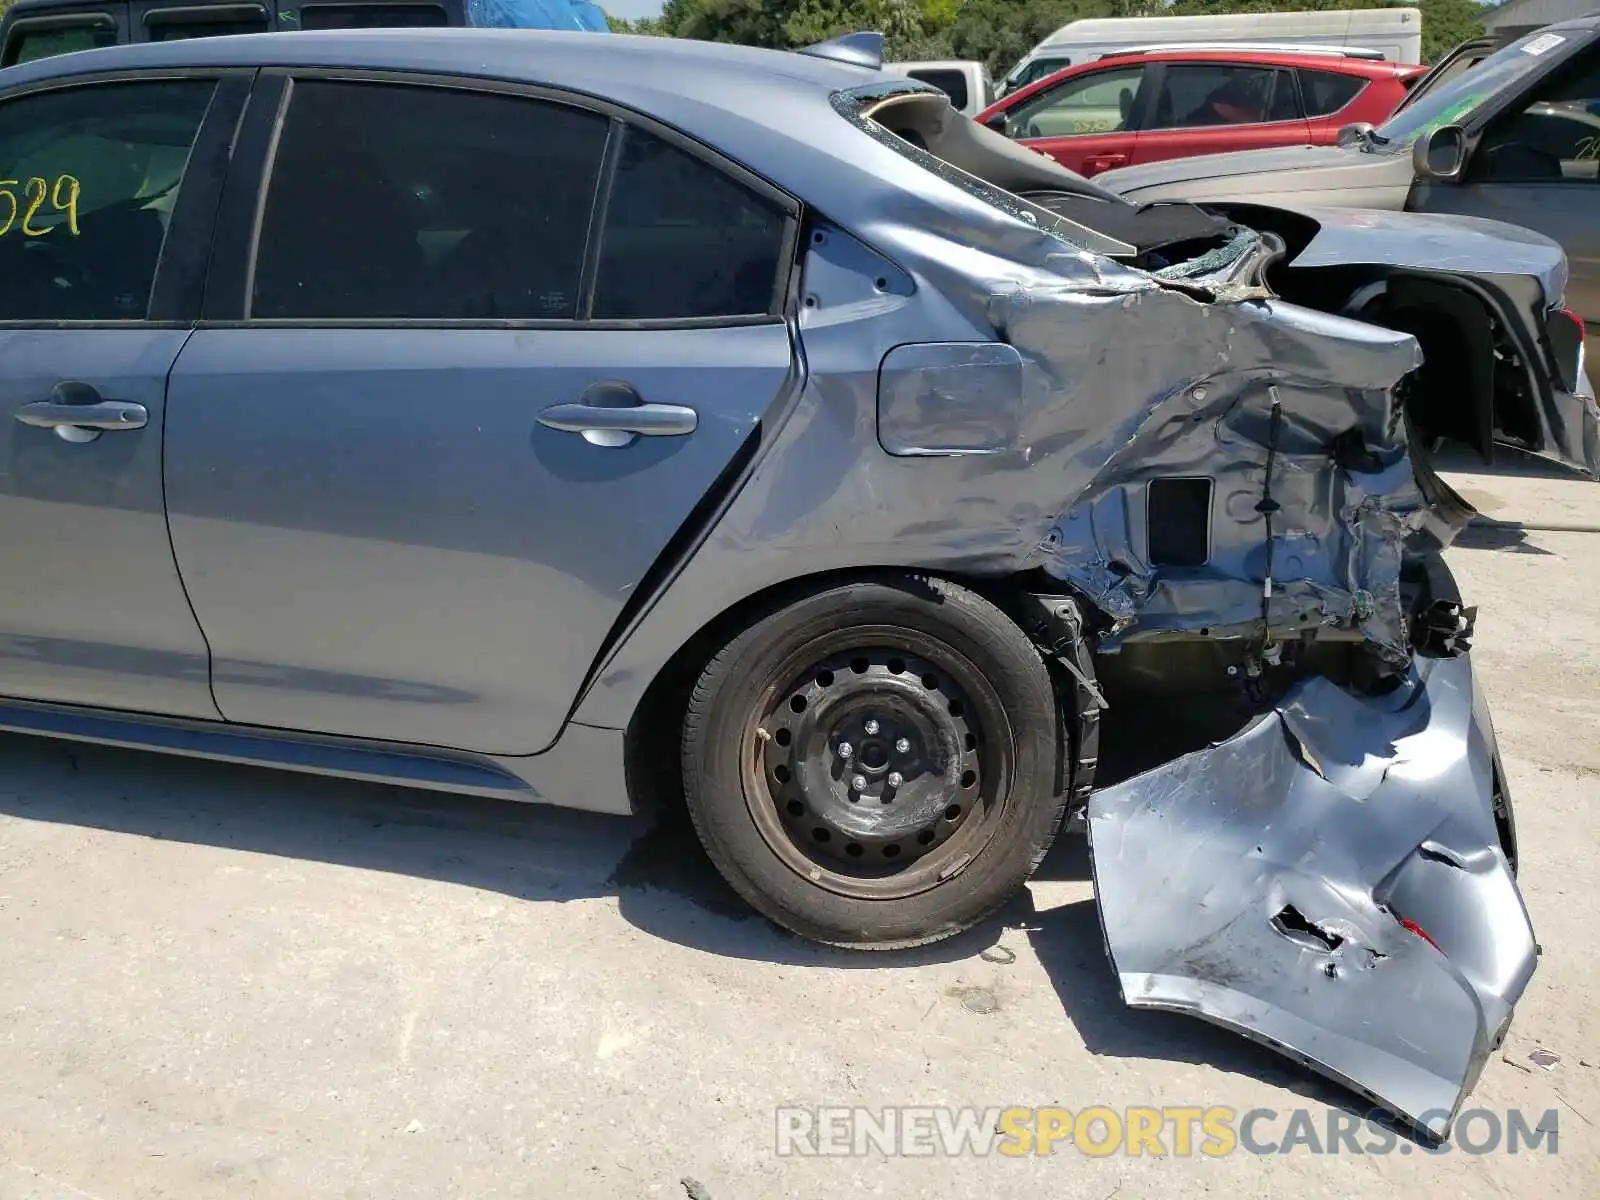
(982, 112, 1008, 134)
(1337, 121, 1375, 148)
(1414, 124, 1468, 181)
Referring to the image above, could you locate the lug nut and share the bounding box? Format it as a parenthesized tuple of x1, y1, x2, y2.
(837, 741, 853, 759)
(887, 772, 904, 789)
(864, 719, 880, 735)
(851, 774, 868, 793)
(894, 737, 911, 754)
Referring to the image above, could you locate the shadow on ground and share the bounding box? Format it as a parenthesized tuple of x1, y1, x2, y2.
(0, 728, 1408, 1132)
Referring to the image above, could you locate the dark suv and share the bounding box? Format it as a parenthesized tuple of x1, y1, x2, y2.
(0, 0, 606, 66)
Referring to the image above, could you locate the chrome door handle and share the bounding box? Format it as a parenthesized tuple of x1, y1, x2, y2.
(538, 402, 698, 437)
(15, 399, 148, 431)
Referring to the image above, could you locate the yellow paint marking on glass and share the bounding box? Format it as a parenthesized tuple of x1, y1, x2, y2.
(51, 174, 80, 235)
(0, 173, 81, 237)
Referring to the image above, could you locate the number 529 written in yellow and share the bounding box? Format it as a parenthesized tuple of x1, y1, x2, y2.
(0, 175, 82, 238)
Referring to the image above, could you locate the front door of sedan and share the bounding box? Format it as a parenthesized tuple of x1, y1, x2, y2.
(1127, 62, 1311, 167)
(999, 63, 1150, 176)
(1409, 46, 1600, 395)
(164, 74, 798, 755)
(0, 73, 242, 718)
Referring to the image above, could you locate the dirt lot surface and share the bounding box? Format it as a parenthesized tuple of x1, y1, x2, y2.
(2, 449, 1597, 1199)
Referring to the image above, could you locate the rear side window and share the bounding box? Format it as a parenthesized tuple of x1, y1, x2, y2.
(2, 21, 118, 67)
(0, 80, 215, 321)
(251, 81, 609, 320)
(591, 128, 788, 321)
(1149, 64, 1297, 129)
(298, 4, 450, 27)
(1300, 70, 1368, 117)
(147, 9, 271, 41)
(906, 68, 969, 112)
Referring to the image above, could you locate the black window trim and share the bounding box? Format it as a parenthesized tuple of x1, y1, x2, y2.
(211, 67, 804, 332)
(1141, 60, 1308, 134)
(0, 66, 253, 331)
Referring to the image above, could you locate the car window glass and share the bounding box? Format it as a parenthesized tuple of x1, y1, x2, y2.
(1006, 66, 1145, 139)
(251, 81, 608, 320)
(591, 126, 787, 321)
(298, 4, 449, 28)
(1377, 29, 1584, 148)
(906, 68, 968, 112)
(1018, 57, 1069, 89)
(148, 16, 270, 40)
(1301, 69, 1365, 118)
(0, 80, 214, 321)
(2, 22, 119, 67)
(1149, 64, 1283, 130)
(1474, 52, 1600, 182)
(1265, 68, 1300, 121)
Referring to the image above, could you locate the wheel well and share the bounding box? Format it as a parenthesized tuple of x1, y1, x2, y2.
(620, 567, 1091, 820)
(1275, 266, 1525, 461)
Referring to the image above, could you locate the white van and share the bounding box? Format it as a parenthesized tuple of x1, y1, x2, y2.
(884, 60, 994, 117)
(1000, 9, 1423, 96)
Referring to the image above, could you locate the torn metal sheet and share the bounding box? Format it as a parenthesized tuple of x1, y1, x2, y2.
(1087, 652, 1537, 1139)
(994, 280, 1446, 656)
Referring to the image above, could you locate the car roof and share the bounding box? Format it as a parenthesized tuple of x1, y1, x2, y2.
(1092, 47, 1416, 74)
(0, 29, 1006, 253)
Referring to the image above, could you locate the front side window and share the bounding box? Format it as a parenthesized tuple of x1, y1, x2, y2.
(2, 21, 118, 67)
(1472, 52, 1600, 182)
(0, 80, 215, 321)
(1148, 65, 1295, 130)
(591, 128, 787, 321)
(1017, 57, 1070, 90)
(1005, 66, 1146, 139)
(251, 81, 609, 319)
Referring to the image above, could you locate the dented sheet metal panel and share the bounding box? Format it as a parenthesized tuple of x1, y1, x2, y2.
(1000, 286, 1447, 655)
(1287, 206, 1569, 299)
(1088, 652, 1537, 1139)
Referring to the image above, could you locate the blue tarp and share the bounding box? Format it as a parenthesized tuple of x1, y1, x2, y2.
(466, 0, 611, 31)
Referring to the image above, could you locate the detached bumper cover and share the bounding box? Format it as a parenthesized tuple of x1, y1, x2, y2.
(1088, 652, 1536, 1140)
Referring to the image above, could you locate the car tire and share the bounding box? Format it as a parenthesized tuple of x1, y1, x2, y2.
(681, 574, 1068, 948)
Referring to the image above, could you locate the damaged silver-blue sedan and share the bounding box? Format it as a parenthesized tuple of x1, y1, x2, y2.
(1, 29, 1594, 1141)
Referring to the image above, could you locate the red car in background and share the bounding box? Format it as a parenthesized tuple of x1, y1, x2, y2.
(976, 47, 1427, 176)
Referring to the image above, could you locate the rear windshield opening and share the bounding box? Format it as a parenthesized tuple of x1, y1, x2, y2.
(849, 87, 1259, 278)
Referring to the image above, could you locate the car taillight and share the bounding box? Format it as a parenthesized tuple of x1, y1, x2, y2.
(1545, 305, 1585, 393)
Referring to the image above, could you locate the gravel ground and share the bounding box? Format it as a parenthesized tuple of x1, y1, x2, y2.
(1, 450, 1596, 1199)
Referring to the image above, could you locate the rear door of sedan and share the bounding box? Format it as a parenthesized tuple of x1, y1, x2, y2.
(0, 66, 246, 718)
(163, 71, 800, 756)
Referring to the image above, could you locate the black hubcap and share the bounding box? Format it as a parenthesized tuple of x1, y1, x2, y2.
(756, 649, 986, 880)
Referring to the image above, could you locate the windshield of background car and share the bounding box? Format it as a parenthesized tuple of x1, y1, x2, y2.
(1374, 28, 1587, 148)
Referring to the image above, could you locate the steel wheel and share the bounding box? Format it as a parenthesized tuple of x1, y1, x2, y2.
(742, 637, 1013, 900)
(682, 575, 1070, 948)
